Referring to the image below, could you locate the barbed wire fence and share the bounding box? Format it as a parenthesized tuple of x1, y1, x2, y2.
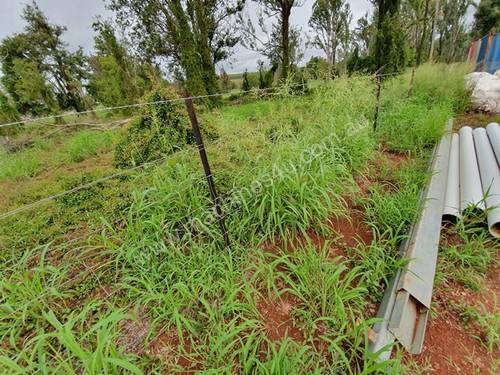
(0, 70, 417, 333)
(0, 71, 408, 254)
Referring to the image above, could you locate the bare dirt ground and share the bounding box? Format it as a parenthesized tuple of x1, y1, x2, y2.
(407, 265, 499, 374)
(453, 111, 500, 131)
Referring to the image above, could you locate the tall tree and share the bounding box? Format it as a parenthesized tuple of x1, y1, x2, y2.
(88, 20, 159, 107)
(354, 13, 374, 55)
(436, 0, 473, 62)
(219, 68, 233, 91)
(21, 2, 88, 111)
(242, 69, 251, 91)
(240, 1, 303, 81)
(0, 2, 88, 114)
(309, 0, 352, 66)
(471, 0, 500, 38)
(372, 0, 409, 73)
(109, 0, 245, 98)
(407, 0, 432, 96)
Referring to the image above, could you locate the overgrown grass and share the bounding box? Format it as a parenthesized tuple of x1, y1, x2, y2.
(0, 64, 473, 373)
(436, 216, 498, 291)
(65, 130, 116, 163)
(0, 148, 43, 181)
(377, 63, 469, 153)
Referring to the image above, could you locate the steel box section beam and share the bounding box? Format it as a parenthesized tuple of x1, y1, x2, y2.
(393, 120, 452, 352)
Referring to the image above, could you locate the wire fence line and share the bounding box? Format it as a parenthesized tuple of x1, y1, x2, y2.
(0, 72, 405, 130)
(0, 71, 409, 221)
(0, 70, 414, 325)
(0, 84, 307, 129)
(0, 128, 247, 221)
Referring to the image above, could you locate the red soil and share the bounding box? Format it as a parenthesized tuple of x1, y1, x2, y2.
(257, 294, 304, 342)
(327, 206, 373, 248)
(117, 310, 197, 374)
(453, 111, 500, 131)
(148, 328, 197, 374)
(406, 264, 499, 374)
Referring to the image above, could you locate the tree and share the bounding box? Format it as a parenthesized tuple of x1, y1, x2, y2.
(21, 2, 88, 111)
(305, 56, 332, 78)
(242, 69, 251, 91)
(220, 68, 233, 91)
(372, 0, 409, 73)
(436, 0, 473, 62)
(240, 1, 303, 81)
(354, 13, 375, 55)
(0, 90, 20, 125)
(407, 0, 432, 96)
(109, 0, 245, 99)
(0, 2, 88, 114)
(88, 20, 159, 107)
(471, 0, 500, 38)
(257, 60, 272, 89)
(309, 0, 352, 66)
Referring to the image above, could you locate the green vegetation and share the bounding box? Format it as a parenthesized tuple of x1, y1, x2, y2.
(66, 131, 116, 163)
(0, 64, 480, 373)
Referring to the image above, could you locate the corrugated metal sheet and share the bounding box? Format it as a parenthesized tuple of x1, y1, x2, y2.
(470, 34, 500, 74)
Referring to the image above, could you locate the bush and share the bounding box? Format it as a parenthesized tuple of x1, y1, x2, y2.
(113, 86, 217, 168)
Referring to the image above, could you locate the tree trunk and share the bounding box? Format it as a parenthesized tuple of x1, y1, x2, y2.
(281, 3, 292, 82)
(429, 0, 439, 62)
(170, 0, 207, 97)
(375, 0, 385, 70)
(417, 0, 431, 66)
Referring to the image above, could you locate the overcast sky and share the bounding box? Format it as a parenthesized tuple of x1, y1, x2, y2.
(0, 0, 474, 74)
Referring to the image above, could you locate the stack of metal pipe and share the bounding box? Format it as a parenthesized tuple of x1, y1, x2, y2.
(444, 122, 500, 237)
(368, 121, 500, 362)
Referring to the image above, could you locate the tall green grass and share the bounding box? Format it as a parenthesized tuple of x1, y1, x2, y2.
(65, 130, 116, 162)
(377, 63, 469, 153)
(0, 65, 472, 373)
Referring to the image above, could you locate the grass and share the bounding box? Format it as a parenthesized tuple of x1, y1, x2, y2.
(65, 130, 116, 163)
(461, 301, 500, 353)
(0, 148, 43, 181)
(0, 63, 481, 373)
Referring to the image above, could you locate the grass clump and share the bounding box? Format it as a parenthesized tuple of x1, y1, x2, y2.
(436, 218, 498, 291)
(377, 63, 468, 154)
(460, 302, 500, 353)
(65, 130, 115, 163)
(0, 148, 43, 181)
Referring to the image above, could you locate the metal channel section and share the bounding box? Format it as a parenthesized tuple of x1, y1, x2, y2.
(368, 120, 452, 358)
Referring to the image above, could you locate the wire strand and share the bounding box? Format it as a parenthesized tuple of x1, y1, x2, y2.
(0, 75, 402, 129)
(0, 84, 307, 129)
(0, 155, 171, 220)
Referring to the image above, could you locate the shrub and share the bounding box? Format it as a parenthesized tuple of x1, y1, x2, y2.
(113, 86, 217, 168)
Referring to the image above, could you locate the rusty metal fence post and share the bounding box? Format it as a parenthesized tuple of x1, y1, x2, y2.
(184, 95, 230, 248)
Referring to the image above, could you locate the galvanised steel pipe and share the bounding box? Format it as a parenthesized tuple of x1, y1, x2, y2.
(459, 126, 485, 212)
(473, 128, 500, 237)
(443, 133, 460, 220)
(486, 122, 500, 165)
